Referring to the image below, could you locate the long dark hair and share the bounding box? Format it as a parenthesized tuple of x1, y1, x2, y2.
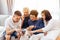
(41, 10, 52, 21)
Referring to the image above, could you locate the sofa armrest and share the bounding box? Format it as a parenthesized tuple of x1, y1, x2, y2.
(0, 26, 4, 34)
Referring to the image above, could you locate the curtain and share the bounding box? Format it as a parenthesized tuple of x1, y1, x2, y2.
(7, 0, 15, 15)
(0, 0, 8, 15)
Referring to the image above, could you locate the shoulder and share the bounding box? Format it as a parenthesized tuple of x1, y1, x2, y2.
(5, 16, 12, 23)
(49, 19, 55, 23)
(47, 19, 55, 25)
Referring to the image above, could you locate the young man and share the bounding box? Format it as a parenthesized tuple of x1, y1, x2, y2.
(27, 10, 44, 34)
(4, 11, 22, 40)
(21, 7, 30, 29)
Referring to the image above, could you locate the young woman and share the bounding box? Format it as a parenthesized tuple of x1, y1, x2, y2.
(29, 10, 60, 40)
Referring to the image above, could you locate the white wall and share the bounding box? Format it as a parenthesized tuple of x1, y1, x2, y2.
(59, 0, 60, 18)
(59, 8, 60, 20)
(13, 0, 59, 20)
(0, 0, 8, 15)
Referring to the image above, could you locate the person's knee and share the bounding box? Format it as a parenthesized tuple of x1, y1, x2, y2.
(5, 35, 11, 39)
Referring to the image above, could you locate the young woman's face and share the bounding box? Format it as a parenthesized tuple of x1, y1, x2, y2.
(41, 13, 45, 20)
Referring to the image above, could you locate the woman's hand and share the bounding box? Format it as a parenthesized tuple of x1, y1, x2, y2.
(28, 31, 34, 35)
(27, 25, 35, 31)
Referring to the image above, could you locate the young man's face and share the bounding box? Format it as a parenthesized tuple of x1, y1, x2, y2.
(23, 8, 29, 16)
(30, 15, 37, 21)
(13, 15, 21, 22)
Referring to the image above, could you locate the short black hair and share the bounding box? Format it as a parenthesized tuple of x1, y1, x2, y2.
(14, 10, 22, 16)
(41, 10, 52, 21)
(30, 10, 38, 17)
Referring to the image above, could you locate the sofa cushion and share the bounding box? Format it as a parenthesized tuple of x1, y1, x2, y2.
(0, 15, 9, 26)
(0, 26, 4, 34)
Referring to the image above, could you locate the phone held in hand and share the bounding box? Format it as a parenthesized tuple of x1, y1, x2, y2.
(22, 29, 26, 34)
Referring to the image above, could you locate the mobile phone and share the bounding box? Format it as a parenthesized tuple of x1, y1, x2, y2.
(22, 30, 26, 34)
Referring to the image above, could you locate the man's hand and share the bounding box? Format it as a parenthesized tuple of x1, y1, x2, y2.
(6, 27, 15, 35)
(27, 25, 35, 31)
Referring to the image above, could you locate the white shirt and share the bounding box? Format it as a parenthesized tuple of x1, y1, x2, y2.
(42, 19, 60, 32)
(5, 16, 22, 30)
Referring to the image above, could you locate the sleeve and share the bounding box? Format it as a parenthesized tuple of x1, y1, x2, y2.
(42, 19, 54, 32)
(28, 19, 31, 26)
(34, 20, 44, 29)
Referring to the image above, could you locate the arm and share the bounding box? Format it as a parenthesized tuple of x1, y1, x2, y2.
(16, 20, 22, 32)
(27, 25, 35, 31)
(33, 19, 44, 29)
(27, 20, 35, 31)
(6, 26, 15, 35)
(5, 20, 15, 35)
(34, 23, 44, 29)
(31, 29, 43, 33)
(31, 19, 54, 33)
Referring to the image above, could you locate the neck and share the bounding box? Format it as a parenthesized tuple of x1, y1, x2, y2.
(12, 18, 18, 23)
(24, 14, 29, 17)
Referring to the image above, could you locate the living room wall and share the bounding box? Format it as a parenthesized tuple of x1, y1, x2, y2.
(0, 0, 60, 20)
